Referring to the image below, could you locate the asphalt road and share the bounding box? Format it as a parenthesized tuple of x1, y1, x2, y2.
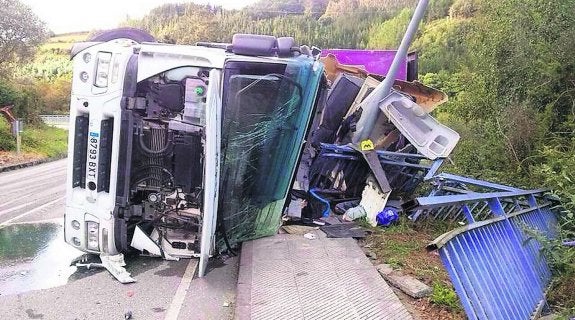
(0, 159, 237, 320)
(0, 159, 67, 226)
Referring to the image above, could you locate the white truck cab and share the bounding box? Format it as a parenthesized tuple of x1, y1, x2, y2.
(64, 30, 324, 278)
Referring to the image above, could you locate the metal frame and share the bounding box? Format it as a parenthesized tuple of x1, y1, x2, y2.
(414, 174, 560, 320)
(311, 143, 434, 196)
(406, 173, 545, 222)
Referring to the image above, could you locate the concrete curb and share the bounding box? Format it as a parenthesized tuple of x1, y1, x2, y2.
(0, 154, 67, 173)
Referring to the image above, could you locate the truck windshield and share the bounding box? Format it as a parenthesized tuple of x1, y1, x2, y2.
(219, 60, 309, 245)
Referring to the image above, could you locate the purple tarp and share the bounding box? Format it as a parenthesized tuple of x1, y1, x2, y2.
(321, 49, 407, 80)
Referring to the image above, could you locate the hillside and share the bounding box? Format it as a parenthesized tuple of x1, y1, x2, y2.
(41, 32, 89, 53)
(121, 0, 419, 49)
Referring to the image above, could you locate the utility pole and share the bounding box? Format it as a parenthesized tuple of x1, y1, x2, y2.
(352, 0, 430, 143)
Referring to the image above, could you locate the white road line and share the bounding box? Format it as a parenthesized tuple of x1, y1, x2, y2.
(164, 259, 199, 320)
(0, 201, 37, 216)
(0, 196, 65, 228)
(0, 197, 21, 209)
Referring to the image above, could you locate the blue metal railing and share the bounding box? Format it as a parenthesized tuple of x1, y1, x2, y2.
(417, 180, 559, 320)
(310, 143, 442, 196)
(406, 173, 546, 222)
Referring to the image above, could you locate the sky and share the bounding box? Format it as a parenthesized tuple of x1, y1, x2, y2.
(20, 0, 258, 34)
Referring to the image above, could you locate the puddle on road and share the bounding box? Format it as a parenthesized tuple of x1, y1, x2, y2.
(0, 222, 83, 296)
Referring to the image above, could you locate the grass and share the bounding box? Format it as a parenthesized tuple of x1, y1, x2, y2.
(40, 32, 90, 52)
(430, 281, 461, 310)
(21, 125, 68, 158)
(0, 120, 67, 165)
(49, 32, 89, 43)
(366, 216, 455, 283)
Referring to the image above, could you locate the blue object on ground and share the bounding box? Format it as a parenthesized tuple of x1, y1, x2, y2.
(377, 207, 398, 226)
(310, 188, 331, 217)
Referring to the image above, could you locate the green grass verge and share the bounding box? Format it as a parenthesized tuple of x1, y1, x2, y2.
(21, 125, 68, 158)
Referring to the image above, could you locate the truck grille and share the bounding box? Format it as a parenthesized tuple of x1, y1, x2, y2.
(97, 118, 114, 192)
(72, 116, 89, 188)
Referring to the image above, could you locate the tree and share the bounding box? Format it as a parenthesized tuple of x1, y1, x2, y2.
(367, 8, 413, 49)
(0, 0, 47, 75)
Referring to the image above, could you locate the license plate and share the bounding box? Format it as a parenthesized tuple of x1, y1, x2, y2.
(87, 132, 99, 182)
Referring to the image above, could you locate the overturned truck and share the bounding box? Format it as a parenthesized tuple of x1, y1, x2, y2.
(65, 30, 326, 279)
(64, 28, 459, 280)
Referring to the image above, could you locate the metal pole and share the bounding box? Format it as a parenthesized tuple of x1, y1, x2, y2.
(15, 120, 21, 155)
(16, 130, 21, 155)
(352, 0, 430, 143)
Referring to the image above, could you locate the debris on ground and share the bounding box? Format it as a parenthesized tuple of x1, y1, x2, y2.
(303, 233, 318, 240)
(378, 267, 433, 299)
(281, 225, 318, 235)
(319, 223, 368, 238)
(100, 254, 135, 284)
(365, 250, 377, 260)
(376, 264, 394, 276)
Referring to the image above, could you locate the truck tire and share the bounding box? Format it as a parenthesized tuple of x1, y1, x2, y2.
(88, 27, 155, 43)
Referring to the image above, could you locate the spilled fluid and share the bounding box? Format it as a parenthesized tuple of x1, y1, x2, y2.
(0, 222, 83, 296)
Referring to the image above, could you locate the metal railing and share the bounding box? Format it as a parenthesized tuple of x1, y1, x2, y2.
(310, 143, 443, 197)
(39, 114, 70, 129)
(409, 174, 560, 319)
(406, 173, 537, 222)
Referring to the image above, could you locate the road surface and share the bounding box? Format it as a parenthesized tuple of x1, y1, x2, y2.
(0, 159, 237, 320)
(0, 159, 67, 226)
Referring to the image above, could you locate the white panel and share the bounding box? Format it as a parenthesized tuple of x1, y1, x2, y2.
(137, 44, 226, 81)
(199, 69, 222, 278)
(380, 92, 460, 159)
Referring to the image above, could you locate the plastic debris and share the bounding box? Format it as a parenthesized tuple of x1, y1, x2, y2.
(100, 254, 135, 284)
(303, 233, 318, 240)
(376, 207, 399, 227)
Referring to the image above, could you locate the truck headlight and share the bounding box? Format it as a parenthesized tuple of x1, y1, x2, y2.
(94, 52, 112, 88)
(86, 221, 100, 251)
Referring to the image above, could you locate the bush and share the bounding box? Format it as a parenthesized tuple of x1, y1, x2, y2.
(530, 142, 575, 316)
(21, 125, 68, 157)
(0, 118, 16, 151)
(0, 80, 43, 125)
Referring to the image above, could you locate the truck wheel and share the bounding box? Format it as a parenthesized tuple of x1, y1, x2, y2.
(88, 27, 155, 43)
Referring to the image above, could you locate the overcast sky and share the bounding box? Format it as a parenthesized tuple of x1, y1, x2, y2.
(20, 0, 258, 34)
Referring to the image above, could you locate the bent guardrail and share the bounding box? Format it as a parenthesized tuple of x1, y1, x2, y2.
(408, 179, 559, 320)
